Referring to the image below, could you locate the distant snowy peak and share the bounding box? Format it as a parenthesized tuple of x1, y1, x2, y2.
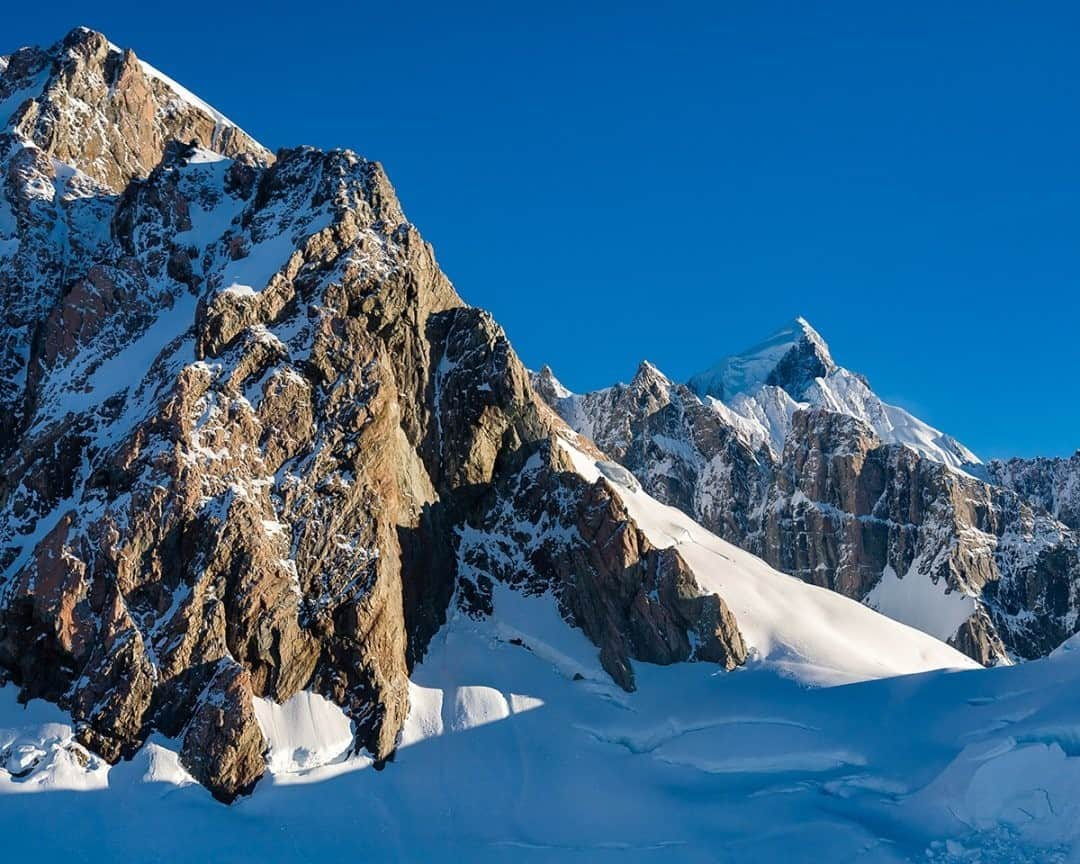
(688, 316, 836, 402)
(688, 316, 981, 470)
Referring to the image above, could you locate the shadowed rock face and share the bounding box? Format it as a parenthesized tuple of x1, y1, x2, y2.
(537, 364, 1080, 668)
(0, 29, 746, 802)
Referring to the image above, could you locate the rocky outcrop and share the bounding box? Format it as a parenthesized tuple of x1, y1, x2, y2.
(457, 440, 747, 691)
(989, 452, 1080, 534)
(0, 28, 748, 802)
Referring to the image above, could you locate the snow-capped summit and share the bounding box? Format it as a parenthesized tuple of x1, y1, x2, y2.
(537, 318, 1078, 669)
(689, 317, 981, 471)
(688, 316, 836, 402)
(0, 27, 269, 191)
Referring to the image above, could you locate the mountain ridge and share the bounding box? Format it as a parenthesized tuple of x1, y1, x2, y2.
(536, 318, 1080, 666)
(0, 27, 952, 803)
(2, 26, 1080, 863)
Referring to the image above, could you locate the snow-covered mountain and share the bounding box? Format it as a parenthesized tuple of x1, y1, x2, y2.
(536, 320, 1080, 666)
(688, 316, 980, 470)
(1, 26, 1079, 864)
(0, 26, 973, 801)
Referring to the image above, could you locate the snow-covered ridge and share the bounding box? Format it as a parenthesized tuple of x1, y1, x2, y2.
(557, 434, 978, 685)
(136, 58, 239, 132)
(548, 316, 981, 472)
(97, 28, 244, 134)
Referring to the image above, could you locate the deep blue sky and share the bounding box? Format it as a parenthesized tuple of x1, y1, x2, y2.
(7, 2, 1079, 458)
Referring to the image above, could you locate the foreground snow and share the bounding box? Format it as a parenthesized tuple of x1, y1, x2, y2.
(4, 591, 1080, 862)
(0, 414, 1057, 864)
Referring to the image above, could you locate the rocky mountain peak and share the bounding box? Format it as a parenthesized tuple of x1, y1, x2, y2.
(687, 315, 837, 402)
(0, 28, 753, 802)
(1, 27, 270, 191)
(629, 359, 671, 395)
(530, 364, 572, 403)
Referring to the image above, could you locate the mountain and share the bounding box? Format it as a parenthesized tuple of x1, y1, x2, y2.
(688, 316, 980, 470)
(990, 451, 1080, 533)
(2, 27, 1079, 863)
(537, 319, 1080, 666)
(0, 27, 978, 807)
(0, 27, 755, 801)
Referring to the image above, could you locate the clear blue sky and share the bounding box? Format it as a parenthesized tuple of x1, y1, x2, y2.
(7, 2, 1079, 458)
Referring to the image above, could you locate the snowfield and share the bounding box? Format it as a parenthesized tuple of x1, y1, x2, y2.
(3, 444, 1076, 863)
(3, 592, 1080, 862)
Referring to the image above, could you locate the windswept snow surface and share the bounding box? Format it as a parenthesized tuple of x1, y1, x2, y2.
(865, 565, 978, 644)
(4, 583, 1080, 862)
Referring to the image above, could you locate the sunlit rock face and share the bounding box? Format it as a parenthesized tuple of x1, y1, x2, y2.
(0, 28, 747, 801)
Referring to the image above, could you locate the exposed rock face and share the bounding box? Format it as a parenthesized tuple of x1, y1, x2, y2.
(179, 663, 266, 802)
(989, 452, 1080, 534)
(0, 27, 270, 466)
(532, 363, 774, 549)
(538, 335, 1080, 667)
(456, 441, 747, 691)
(2, 27, 269, 191)
(0, 29, 747, 801)
(764, 410, 1079, 663)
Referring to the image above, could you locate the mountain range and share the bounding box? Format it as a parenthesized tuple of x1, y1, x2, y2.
(1, 28, 1079, 863)
(535, 316, 1080, 665)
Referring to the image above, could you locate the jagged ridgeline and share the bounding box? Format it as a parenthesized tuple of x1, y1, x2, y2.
(536, 318, 1080, 666)
(0, 28, 747, 801)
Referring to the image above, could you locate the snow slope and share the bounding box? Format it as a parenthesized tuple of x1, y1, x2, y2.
(557, 436, 978, 685)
